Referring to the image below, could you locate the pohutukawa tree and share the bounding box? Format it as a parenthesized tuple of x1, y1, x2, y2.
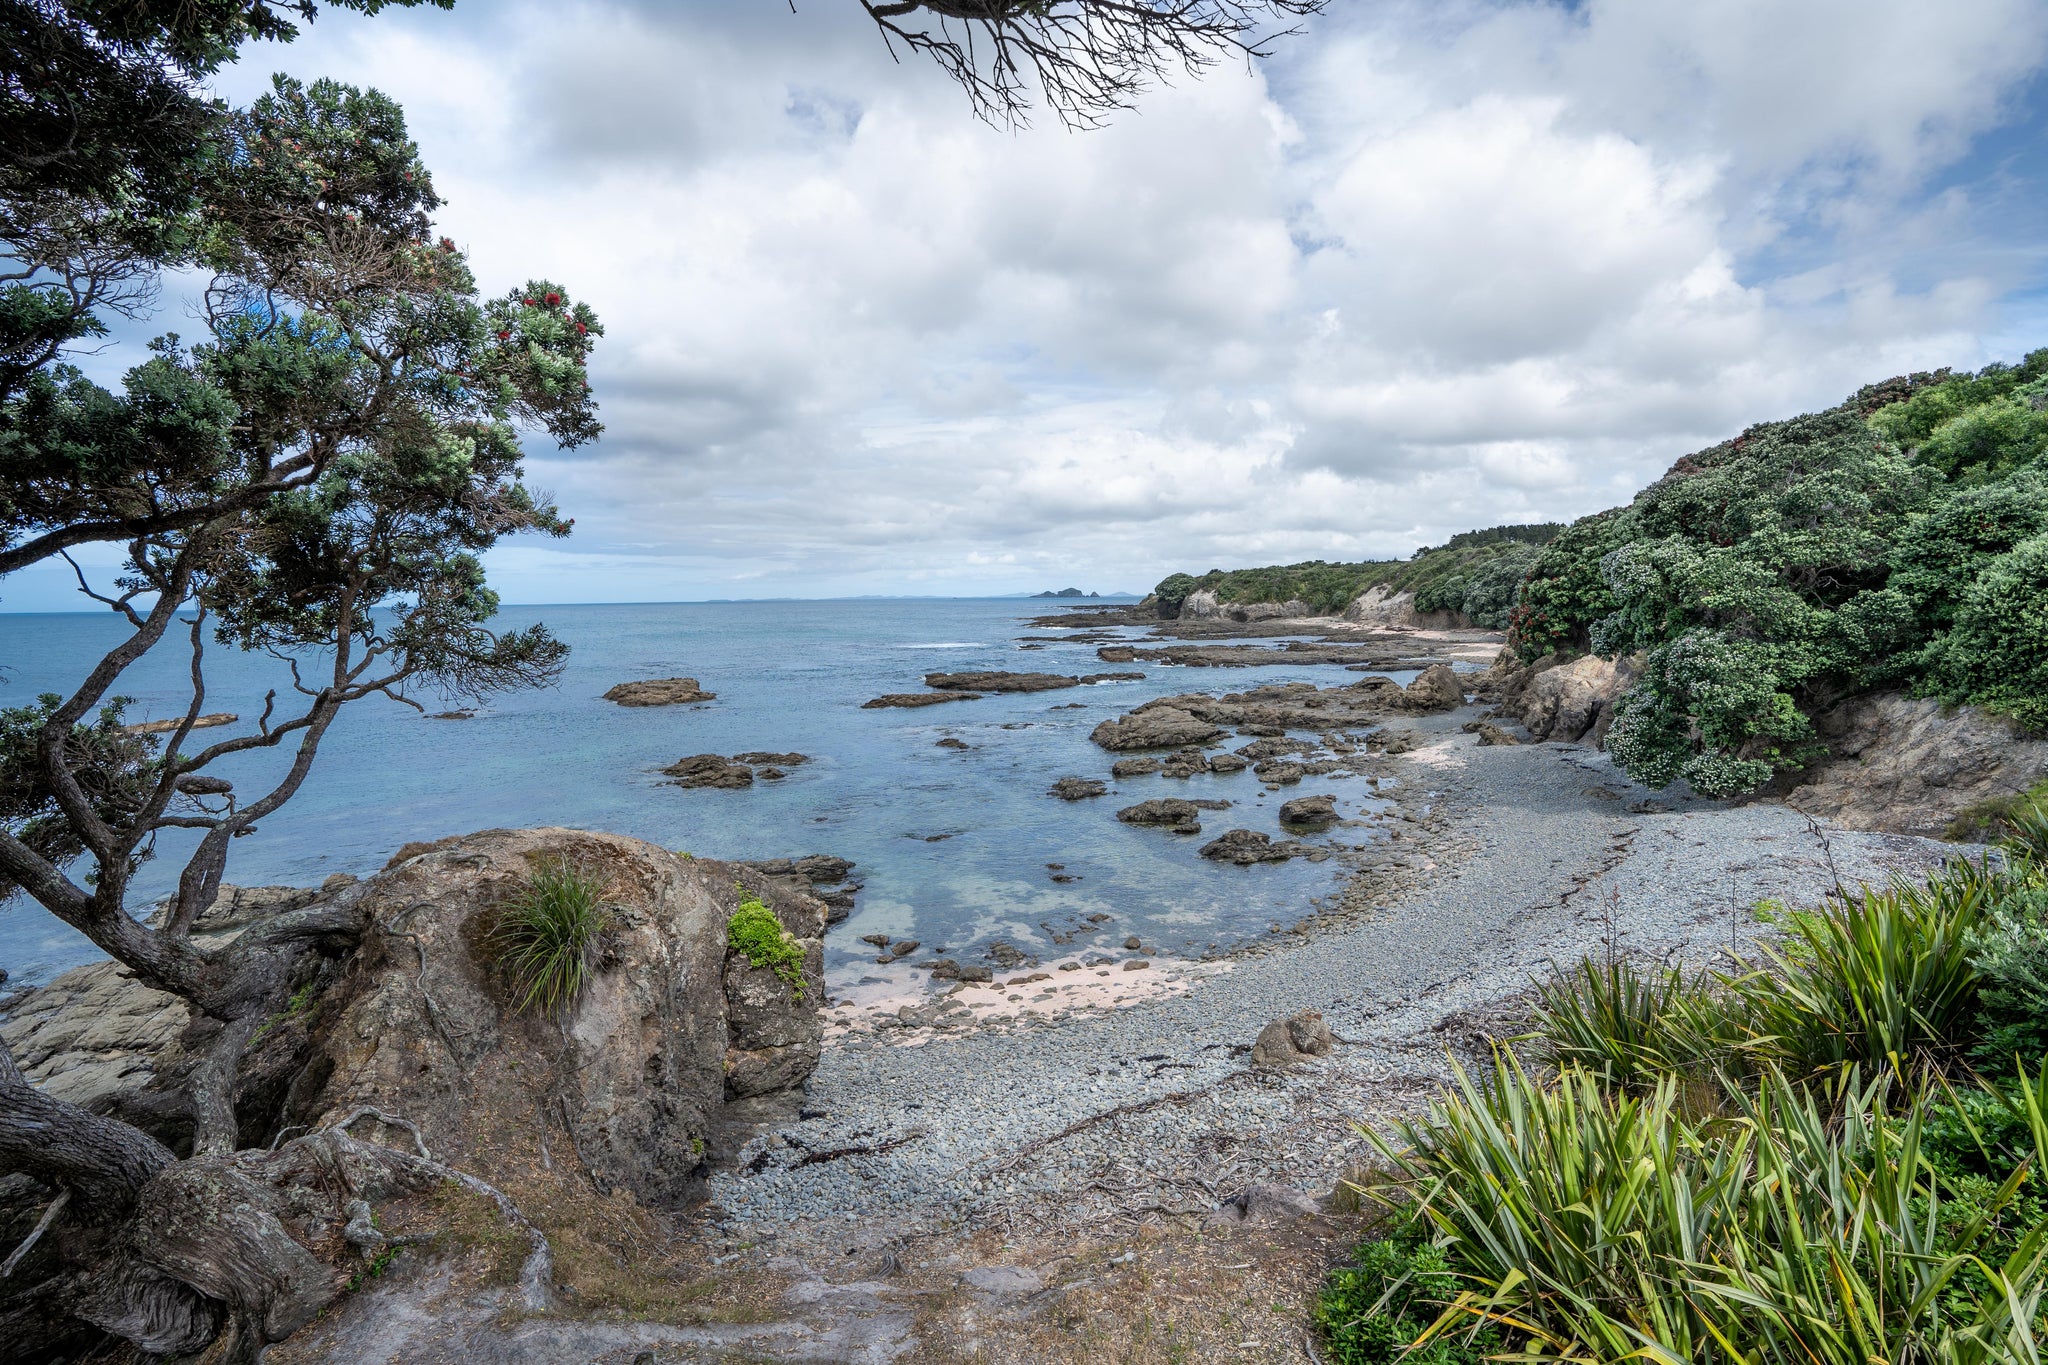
(858, 0, 1326, 128)
(1, 4, 600, 1355)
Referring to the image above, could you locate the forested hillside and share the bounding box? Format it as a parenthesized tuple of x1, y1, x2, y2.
(1154, 354, 2048, 798)
(1152, 523, 1562, 627)
(1513, 353, 2048, 796)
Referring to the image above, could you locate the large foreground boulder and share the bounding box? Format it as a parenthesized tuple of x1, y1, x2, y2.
(308, 828, 824, 1204)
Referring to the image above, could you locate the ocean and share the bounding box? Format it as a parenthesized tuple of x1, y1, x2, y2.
(0, 599, 1414, 990)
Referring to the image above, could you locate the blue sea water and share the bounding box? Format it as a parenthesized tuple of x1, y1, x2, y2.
(0, 599, 1410, 990)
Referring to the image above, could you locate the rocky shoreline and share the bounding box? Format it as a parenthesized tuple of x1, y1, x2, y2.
(11, 608, 2039, 1363)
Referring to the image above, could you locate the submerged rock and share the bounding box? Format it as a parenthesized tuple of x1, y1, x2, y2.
(1116, 799, 1206, 834)
(1050, 776, 1108, 800)
(603, 677, 716, 706)
(935, 736, 971, 749)
(1111, 756, 1162, 777)
(1253, 759, 1305, 785)
(1199, 829, 1308, 864)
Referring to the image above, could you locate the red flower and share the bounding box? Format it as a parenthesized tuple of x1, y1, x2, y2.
(544, 291, 562, 306)
(496, 330, 511, 340)
(439, 236, 455, 252)
(522, 297, 536, 307)
(574, 322, 586, 334)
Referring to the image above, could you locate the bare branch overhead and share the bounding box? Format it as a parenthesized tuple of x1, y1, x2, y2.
(859, 0, 1324, 129)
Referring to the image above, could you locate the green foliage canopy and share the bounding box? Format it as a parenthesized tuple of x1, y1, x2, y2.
(1511, 352, 2048, 796)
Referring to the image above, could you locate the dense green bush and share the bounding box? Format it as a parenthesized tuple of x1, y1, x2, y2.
(1316, 1229, 1497, 1365)
(726, 892, 806, 996)
(1505, 351, 2048, 795)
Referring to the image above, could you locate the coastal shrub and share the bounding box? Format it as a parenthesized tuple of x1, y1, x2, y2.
(1315, 1227, 1496, 1365)
(1738, 876, 1989, 1080)
(726, 892, 805, 997)
(1922, 532, 2048, 729)
(488, 859, 615, 1016)
(1967, 887, 2048, 1074)
(1350, 1055, 2048, 1363)
(1602, 630, 1815, 797)
(1508, 510, 1636, 658)
(1499, 352, 2048, 796)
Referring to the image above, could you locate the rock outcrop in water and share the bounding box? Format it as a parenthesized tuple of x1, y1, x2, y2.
(1278, 794, 1339, 828)
(927, 670, 1080, 692)
(862, 691, 983, 708)
(664, 754, 757, 788)
(923, 670, 1147, 694)
(1090, 706, 1229, 751)
(1091, 668, 1470, 755)
(1116, 798, 1209, 834)
(735, 853, 862, 924)
(603, 677, 716, 706)
(1198, 829, 1311, 864)
(664, 752, 810, 787)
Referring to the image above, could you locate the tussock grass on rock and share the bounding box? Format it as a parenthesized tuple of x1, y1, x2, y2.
(488, 858, 614, 1016)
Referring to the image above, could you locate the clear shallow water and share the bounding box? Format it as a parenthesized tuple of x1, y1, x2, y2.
(0, 599, 1406, 989)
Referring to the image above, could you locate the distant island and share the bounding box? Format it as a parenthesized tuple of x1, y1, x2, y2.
(1033, 587, 1101, 598)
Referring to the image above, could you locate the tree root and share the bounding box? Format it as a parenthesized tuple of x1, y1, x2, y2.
(0, 1189, 69, 1278)
(306, 1115, 553, 1314)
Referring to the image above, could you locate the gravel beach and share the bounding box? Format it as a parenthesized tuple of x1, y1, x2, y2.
(712, 699, 1966, 1251)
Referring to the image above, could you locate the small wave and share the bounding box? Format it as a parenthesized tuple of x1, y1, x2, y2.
(896, 642, 983, 649)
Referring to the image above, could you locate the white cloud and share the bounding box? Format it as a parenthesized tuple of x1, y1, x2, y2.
(67, 0, 2025, 607)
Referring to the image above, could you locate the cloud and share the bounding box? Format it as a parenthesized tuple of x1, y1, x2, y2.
(60, 0, 2020, 608)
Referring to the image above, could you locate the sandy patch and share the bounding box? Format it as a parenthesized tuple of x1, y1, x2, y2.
(824, 955, 1225, 1046)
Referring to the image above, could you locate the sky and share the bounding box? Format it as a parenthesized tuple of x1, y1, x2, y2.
(15, 0, 2048, 608)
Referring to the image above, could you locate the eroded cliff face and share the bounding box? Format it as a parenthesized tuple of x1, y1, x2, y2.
(1784, 694, 2048, 836)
